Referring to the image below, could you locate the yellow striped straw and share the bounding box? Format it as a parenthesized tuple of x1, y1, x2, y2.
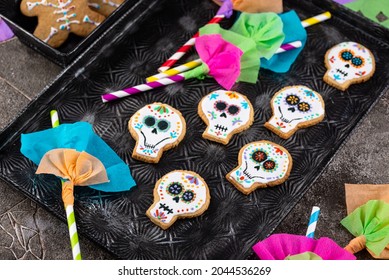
(301, 11, 331, 28)
(146, 59, 202, 82)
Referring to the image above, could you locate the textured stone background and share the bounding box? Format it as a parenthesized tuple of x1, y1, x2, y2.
(0, 37, 387, 260)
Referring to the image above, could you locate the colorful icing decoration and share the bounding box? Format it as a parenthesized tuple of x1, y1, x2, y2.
(21, 0, 105, 48)
(264, 86, 325, 139)
(226, 140, 293, 195)
(323, 41, 375, 91)
(88, 0, 124, 17)
(146, 170, 210, 230)
(128, 103, 186, 163)
(198, 90, 254, 145)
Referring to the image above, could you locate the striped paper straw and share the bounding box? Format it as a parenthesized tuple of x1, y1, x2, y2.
(301, 11, 331, 28)
(157, 14, 225, 73)
(146, 41, 302, 82)
(306, 206, 320, 238)
(50, 110, 82, 260)
(102, 74, 186, 103)
(147, 59, 203, 82)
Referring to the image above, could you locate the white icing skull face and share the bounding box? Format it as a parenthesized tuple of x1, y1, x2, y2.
(199, 90, 253, 144)
(147, 170, 210, 229)
(265, 86, 325, 139)
(324, 41, 375, 90)
(227, 141, 292, 194)
(129, 103, 185, 163)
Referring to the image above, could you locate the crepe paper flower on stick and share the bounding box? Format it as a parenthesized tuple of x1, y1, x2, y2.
(253, 234, 356, 260)
(102, 27, 265, 103)
(147, 11, 331, 81)
(341, 200, 389, 259)
(157, 0, 234, 72)
(20, 112, 136, 259)
(20, 121, 136, 192)
(252, 206, 356, 260)
(212, 0, 283, 14)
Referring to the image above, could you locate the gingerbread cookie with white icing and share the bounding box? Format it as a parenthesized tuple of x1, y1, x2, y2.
(323, 41, 375, 91)
(264, 86, 325, 139)
(226, 140, 293, 195)
(88, 0, 124, 17)
(198, 90, 254, 145)
(146, 170, 210, 230)
(20, 0, 105, 48)
(128, 103, 186, 164)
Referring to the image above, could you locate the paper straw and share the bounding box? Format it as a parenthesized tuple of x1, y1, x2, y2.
(102, 74, 187, 103)
(306, 206, 320, 238)
(50, 110, 82, 260)
(157, 14, 225, 73)
(276, 40, 303, 53)
(146, 41, 302, 82)
(301, 11, 331, 28)
(147, 59, 203, 82)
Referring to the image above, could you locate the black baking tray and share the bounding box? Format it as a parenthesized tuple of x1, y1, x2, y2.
(0, 0, 388, 259)
(0, 0, 163, 67)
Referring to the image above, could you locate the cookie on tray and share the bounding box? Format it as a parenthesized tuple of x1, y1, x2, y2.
(264, 85, 325, 139)
(226, 140, 293, 195)
(20, 0, 106, 48)
(128, 103, 186, 164)
(323, 41, 375, 91)
(198, 90, 254, 145)
(88, 0, 124, 17)
(146, 170, 210, 230)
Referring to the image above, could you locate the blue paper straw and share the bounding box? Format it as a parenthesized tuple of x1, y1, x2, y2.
(306, 206, 320, 238)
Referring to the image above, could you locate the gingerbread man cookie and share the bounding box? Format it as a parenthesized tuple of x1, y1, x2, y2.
(226, 140, 293, 195)
(323, 42, 375, 91)
(88, 0, 124, 17)
(128, 103, 186, 164)
(146, 170, 210, 230)
(21, 0, 105, 48)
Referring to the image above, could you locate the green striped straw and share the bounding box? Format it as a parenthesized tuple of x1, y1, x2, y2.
(50, 110, 82, 260)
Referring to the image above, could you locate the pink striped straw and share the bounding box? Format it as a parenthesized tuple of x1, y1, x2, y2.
(157, 14, 225, 73)
(102, 74, 186, 103)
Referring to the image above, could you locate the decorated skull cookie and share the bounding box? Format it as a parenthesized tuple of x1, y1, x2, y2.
(198, 90, 254, 145)
(264, 86, 325, 139)
(146, 170, 210, 230)
(226, 141, 292, 195)
(128, 103, 186, 163)
(324, 41, 375, 91)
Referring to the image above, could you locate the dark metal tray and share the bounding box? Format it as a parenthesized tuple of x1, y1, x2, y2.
(0, 0, 388, 259)
(0, 0, 162, 67)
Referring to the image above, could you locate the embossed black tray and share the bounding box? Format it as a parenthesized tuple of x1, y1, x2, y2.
(0, 0, 162, 67)
(0, 0, 388, 259)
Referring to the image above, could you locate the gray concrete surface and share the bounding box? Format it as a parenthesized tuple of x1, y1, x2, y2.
(0, 37, 387, 260)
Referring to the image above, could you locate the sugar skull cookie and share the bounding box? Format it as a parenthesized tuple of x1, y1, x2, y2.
(128, 103, 186, 163)
(20, 0, 106, 48)
(264, 86, 325, 139)
(146, 170, 210, 230)
(198, 90, 254, 145)
(226, 140, 292, 195)
(324, 42, 375, 91)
